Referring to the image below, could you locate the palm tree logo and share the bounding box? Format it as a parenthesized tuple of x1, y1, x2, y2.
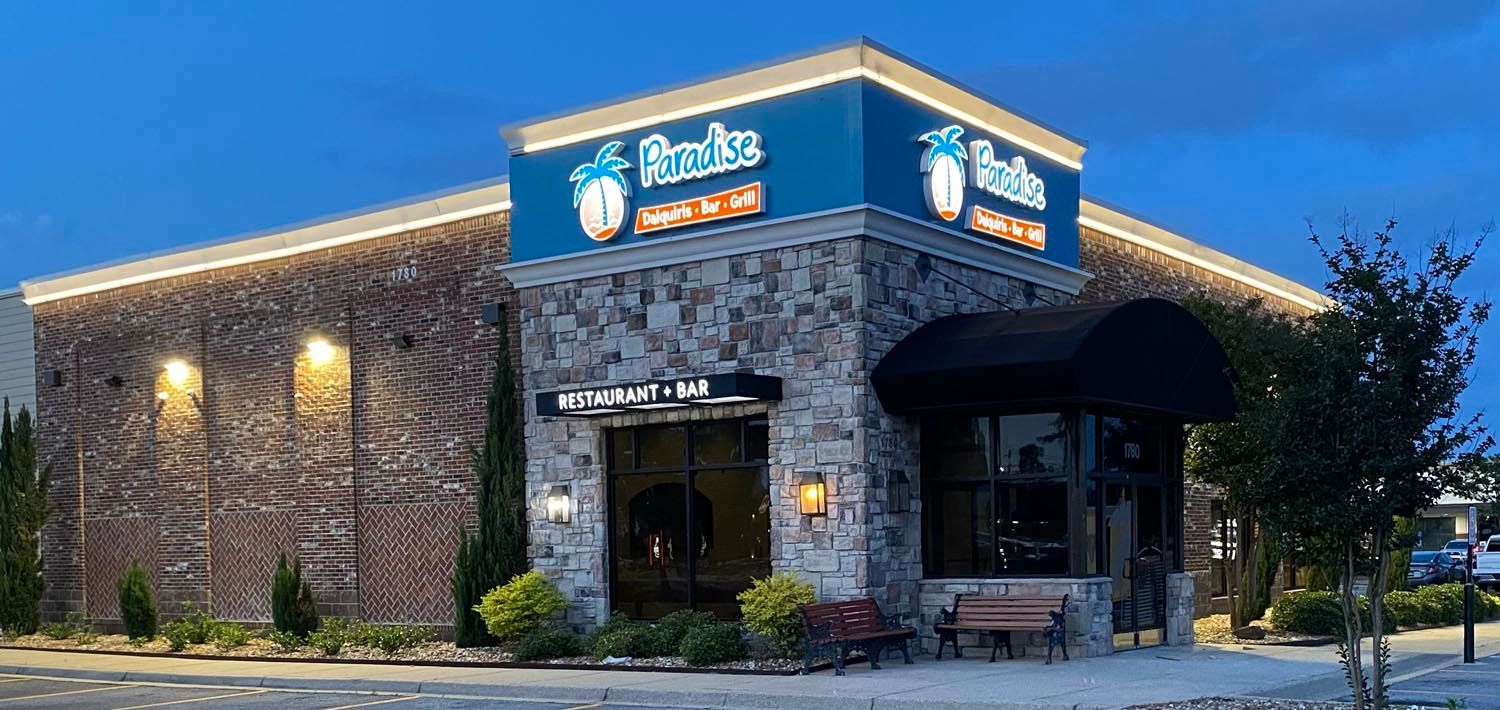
(570, 141, 633, 241)
(920, 125, 968, 221)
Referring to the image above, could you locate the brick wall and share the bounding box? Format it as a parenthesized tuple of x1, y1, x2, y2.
(33, 212, 513, 624)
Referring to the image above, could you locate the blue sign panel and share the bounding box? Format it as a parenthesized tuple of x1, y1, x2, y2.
(507, 79, 1082, 268)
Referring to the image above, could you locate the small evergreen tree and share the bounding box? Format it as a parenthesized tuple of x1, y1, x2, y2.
(271, 552, 320, 637)
(452, 322, 528, 647)
(0, 400, 51, 636)
(117, 559, 157, 640)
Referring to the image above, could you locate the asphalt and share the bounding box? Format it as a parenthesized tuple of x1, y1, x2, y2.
(0, 674, 650, 709)
(1388, 656, 1500, 709)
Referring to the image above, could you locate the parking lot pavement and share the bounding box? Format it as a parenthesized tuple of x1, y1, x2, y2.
(1388, 656, 1500, 710)
(0, 675, 617, 709)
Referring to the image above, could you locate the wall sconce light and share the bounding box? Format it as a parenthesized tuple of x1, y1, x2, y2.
(798, 471, 827, 517)
(46, 370, 64, 387)
(391, 332, 415, 349)
(305, 337, 336, 366)
(106, 375, 125, 388)
(546, 484, 571, 524)
(888, 469, 911, 514)
(163, 359, 190, 387)
(156, 391, 169, 402)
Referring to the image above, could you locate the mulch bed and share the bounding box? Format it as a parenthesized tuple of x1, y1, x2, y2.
(1193, 614, 1334, 646)
(1, 633, 806, 675)
(1129, 699, 1355, 710)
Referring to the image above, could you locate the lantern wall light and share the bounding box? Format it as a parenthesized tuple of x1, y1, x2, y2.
(163, 359, 190, 387)
(546, 484, 571, 524)
(798, 470, 827, 517)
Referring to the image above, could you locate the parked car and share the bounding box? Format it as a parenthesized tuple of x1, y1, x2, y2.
(1408, 551, 1467, 586)
(1443, 538, 1473, 557)
(1475, 535, 1500, 589)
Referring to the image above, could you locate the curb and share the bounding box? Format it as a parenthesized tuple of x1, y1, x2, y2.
(0, 662, 1103, 710)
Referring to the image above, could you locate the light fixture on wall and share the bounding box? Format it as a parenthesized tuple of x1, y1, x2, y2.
(888, 469, 911, 514)
(546, 484, 571, 524)
(798, 471, 827, 517)
(305, 337, 336, 366)
(163, 359, 190, 387)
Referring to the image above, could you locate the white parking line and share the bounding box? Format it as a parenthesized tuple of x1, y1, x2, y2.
(0, 683, 135, 703)
(112, 688, 269, 709)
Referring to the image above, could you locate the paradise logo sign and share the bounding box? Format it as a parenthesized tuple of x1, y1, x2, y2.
(919, 124, 1048, 250)
(568, 123, 766, 241)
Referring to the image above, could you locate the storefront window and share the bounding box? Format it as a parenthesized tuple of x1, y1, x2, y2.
(608, 417, 769, 619)
(923, 414, 1070, 577)
(1102, 416, 1160, 473)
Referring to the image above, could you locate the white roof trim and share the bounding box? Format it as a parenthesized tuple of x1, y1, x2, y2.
(499, 204, 1093, 295)
(1079, 197, 1329, 312)
(500, 38, 1087, 170)
(21, 179, 511, 305)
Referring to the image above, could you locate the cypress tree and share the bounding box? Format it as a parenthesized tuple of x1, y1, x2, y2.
(0, 400, 50, 636)
(452, 321, 527, 647)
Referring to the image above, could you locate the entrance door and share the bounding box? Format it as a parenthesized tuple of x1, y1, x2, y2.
(1105, 481, 1167, 650)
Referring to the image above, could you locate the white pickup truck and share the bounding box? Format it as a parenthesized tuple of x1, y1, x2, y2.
(1476, 535, 1500, 589)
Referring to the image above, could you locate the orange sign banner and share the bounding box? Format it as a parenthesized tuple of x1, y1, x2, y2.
(967, 205, 1046, 250)
(634, 182, 763, 235)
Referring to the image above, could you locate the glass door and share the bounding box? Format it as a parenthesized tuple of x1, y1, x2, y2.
(1105, 479, 1166, 650)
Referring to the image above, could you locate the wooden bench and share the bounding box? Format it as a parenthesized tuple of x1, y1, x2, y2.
(798, 598, 916, 675)
(934, 594, 1069, 664)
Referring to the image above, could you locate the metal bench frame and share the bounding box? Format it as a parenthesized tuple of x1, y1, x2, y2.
(934, 593, 1070, 664)
(799, 598, 916, 675)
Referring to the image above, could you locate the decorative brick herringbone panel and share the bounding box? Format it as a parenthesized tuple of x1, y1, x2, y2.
(211, 511, 297, 621)
(358, 502, 468, 623)
(85, 517, 159, 620)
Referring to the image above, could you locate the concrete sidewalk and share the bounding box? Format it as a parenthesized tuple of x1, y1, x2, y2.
(3, 622, 1498, 710)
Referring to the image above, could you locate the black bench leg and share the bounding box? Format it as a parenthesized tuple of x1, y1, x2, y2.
(834, 643, 848, 676)
(1005, 631, 1015, 660)
(936, 632, 948, 660)
(867, 641, 884, 670)
(989, 632, 1001, 662)
(901, 639, 914, 665)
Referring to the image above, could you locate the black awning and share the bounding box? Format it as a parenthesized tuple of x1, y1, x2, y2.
(872, 298, 1236, 421)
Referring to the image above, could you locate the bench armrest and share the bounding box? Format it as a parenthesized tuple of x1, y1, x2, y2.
(805, 620, 836, 644)
(881, 612, 907, 630)
(937, 607, 958, 625)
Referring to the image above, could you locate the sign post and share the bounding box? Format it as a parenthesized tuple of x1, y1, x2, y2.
(1464, 505, 1477, 664)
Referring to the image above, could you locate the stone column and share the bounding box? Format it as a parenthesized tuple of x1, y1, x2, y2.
(1165, 571, 1196, 646)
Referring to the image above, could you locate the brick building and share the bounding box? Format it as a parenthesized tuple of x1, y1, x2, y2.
(21, 39, 1322, 655)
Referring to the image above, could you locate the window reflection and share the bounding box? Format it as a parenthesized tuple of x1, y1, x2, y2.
(608, 417, 770, 619)
(998, 413, 1069, 476)
(1102, 417, 1161, 473)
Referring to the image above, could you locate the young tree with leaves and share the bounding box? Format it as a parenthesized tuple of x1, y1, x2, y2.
(1266, 219, 1490, 710)
(0, 400, 51, 636)
(452, 320, 528, 647)
(1184, 295, 1309, 628)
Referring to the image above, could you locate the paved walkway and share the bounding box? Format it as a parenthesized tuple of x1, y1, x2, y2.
(3, 622, 1498, 710)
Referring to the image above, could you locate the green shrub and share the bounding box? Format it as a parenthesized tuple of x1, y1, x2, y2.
(360, 625, 434, 655)
(512, 626, 582, 662)
(591, 624, 655, 659)
(116, 559, 158, 640)
(307, 628, 346, 656)
(175, 602, 216, 644)
(268, 630, 302, 652)
(651, 610, 716, 656)
(1382, 591, 1434, 628)
(737, 571, 816, 655)
(270, 552, 320, 638)
(161, 620, 194, 651)
(1269, 590, 1344, 636)
(210, 622, 251, 651)
(1412, 584, 1465, 625)
(475, 570, 570, 641)
(679, 622, 747, 666)
(39, 611, 89, 641)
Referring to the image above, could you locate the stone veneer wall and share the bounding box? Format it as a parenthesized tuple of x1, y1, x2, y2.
(918, 578, 1114, 659)
(517, 236, 1068, 627)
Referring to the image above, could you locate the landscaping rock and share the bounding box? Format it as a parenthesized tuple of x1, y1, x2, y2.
(1232, 626, 1267, 640)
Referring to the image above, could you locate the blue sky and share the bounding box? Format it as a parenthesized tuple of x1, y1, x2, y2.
(2, 1, 1497, 414)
